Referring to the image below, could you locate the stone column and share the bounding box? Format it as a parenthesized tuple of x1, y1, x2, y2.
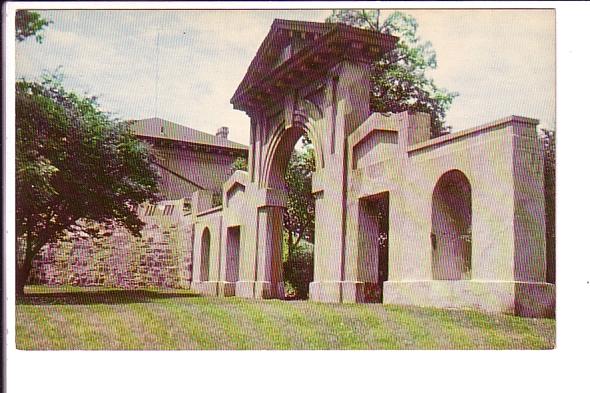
(510, 120, 554, 317)
(191, 189, 214, 219)
(309, 60, 372, 303)
(217, 222, 236, 297)
(253, 206, 285, 299)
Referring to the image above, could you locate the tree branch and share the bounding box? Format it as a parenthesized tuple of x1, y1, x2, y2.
(293, 216, 314, 249)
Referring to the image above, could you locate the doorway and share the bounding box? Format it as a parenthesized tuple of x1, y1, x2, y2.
(358, 192, 389, 302)
(226, 226, 241, 282)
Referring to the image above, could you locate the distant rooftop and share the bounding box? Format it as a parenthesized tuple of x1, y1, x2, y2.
(129, 117, 248, 151)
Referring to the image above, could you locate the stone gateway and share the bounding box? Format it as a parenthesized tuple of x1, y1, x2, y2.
(190, 19, 555, 318)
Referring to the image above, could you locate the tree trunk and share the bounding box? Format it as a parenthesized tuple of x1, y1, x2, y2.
(16, 232, 42, 297)
(16, 255, 33, 297)
(287, 230, 293, 261)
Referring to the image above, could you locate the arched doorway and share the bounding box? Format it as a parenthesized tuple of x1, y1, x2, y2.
(431, 170, 472, 280)
(200, 227, 211, 282)
(264, 126, 317, 299)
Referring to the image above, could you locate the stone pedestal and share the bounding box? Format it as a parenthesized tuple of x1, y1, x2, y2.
(236, 280, 285, 299)
(383, 280, 555, 318)
(191, 281, 218, 296)
(218, 281, 236, 297)
(309, 281, 383, 303)
(309, 281, 342, 302)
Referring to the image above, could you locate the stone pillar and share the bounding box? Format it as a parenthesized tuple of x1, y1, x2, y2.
(309, 60, 372, 303)
(253, 206, 285, 299)
(510, 120, 554, 317)
(217, 222, 237, 297)
(191, 189, 214, 219)
(401, 111, 431, 147)
(231, 187, 286, 300)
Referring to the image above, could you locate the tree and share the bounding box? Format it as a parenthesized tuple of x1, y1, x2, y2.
(16, 77, 159, 295)
(231, 157, 248, 172)
(283, 147, 316, 258)
(327, 9, 458, 137)
(16, 10, 51, 43)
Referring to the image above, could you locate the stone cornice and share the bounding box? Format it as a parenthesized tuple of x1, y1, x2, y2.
(407, 115, 540, 154)
(195, 205, 223, 218)
(231, 22, 397, 114)
(137, 134, 248, 156)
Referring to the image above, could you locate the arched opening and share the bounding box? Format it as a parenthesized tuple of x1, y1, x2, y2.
(200, 227, 211, 282)
(266, 126, 317, 299)
(431, 170, 472, 280)
(226, 226, 241, 283)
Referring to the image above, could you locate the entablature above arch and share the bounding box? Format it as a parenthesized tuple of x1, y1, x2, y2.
(231, 21, 398, 116)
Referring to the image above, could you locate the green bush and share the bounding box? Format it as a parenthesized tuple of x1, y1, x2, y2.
(283, 245, 314, 300)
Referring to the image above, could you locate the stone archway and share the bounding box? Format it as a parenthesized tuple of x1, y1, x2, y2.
(191, 19, 554, 317)
(263, 124, 319, 298)
(224, 20, 395, 302)
(431, 170, 472, 280)
(264, 126, 311, 190)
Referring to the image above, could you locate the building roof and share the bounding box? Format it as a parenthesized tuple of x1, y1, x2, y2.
(231, 19, 398, 112)
(129, 117, 248, 151)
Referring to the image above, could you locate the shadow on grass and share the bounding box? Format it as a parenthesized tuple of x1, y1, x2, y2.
(17, 289, 202, 305)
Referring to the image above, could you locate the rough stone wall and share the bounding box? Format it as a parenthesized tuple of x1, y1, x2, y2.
(29, 205, 194, 289)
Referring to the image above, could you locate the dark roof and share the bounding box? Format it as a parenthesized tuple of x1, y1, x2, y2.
(231, 19, 398, 112)
(129, 117, 248, 151)
(232, 19, 332, 106)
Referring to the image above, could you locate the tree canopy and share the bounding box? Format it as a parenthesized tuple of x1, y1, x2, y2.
(16, 76, 159, 295)
(15, 10, 51, 43)
(327, 9, 458, 136)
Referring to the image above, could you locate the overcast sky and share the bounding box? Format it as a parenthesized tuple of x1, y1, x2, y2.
(15, 9, 555, 145)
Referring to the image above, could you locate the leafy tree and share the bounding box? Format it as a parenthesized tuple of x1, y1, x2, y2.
(16, 77, 159, 296)
(327, 9, 458, 136)
(283, 147, 316, 258)
(15, 10, 51, 43)
(231, 157, 248, 172)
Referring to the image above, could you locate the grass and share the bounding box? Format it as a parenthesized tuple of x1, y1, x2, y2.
(16, 285, 555, 350)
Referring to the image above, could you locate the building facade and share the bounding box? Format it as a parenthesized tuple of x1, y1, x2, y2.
(129, 117, 248, 201)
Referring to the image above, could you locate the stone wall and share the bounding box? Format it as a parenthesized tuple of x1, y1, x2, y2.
(29, 200, 194, 289)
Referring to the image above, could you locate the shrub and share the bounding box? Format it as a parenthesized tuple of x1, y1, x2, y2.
(283, 244, 314, 300)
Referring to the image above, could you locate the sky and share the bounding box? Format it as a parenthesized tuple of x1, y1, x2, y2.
(15, 8, 555, 145)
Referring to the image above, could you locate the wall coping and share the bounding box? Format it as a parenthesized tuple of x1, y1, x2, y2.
(196, 205, 223, 218)
(407, 115, 539, 154)
(348, 112, 402, 150)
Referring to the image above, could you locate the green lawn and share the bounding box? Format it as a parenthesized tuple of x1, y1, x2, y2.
(16, 285, 555, 350)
